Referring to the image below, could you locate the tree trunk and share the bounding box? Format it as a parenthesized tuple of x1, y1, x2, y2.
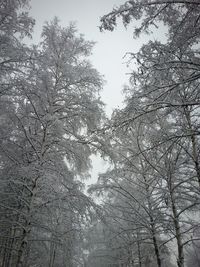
(184, 107, 200, 188)
(49, 240, 57, 267)
(143, 172, 162, 267)
(136, 231, 142, 267)
(16, 232, 28, 267)
(16, 175, 39, 267)
(152, 230, 162, 267)
(170, 187, 184, 267)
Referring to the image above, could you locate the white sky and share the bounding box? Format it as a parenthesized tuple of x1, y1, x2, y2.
(29, 0, 167, 186)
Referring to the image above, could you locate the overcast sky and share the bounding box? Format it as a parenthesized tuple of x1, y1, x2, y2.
(29, 0, 166, 186)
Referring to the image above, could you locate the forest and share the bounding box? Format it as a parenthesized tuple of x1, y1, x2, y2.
(0, 0, 200, 266)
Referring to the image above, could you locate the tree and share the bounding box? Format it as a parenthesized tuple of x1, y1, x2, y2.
(97, 3, 200, 266)
(0, 17, 105, 266)
(0, 0, 34, 96)
(100, 0, 200, 189)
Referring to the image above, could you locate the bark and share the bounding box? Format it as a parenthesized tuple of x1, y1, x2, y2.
(49, 239, 57, 267)
(7, 226, 15, 267)
(16, 231, 28, 267)
(1, 237, 8, 267)
(184, 107, 200, 188)
(137, 234, 142, 267)
(143, 173, 162, 267)
(16, 175, 40, 267)
(169, 180, 184, 267)
(152, 229, 162, 267)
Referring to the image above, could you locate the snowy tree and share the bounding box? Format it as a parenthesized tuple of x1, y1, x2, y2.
(96, 3, 200, 266)
(0, 0, 34, 96)
(0, 17, 105, 267)
(100, 0, 200, 189)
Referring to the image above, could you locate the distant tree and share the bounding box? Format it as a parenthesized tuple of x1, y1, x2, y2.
(89, 120, 179, 267)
